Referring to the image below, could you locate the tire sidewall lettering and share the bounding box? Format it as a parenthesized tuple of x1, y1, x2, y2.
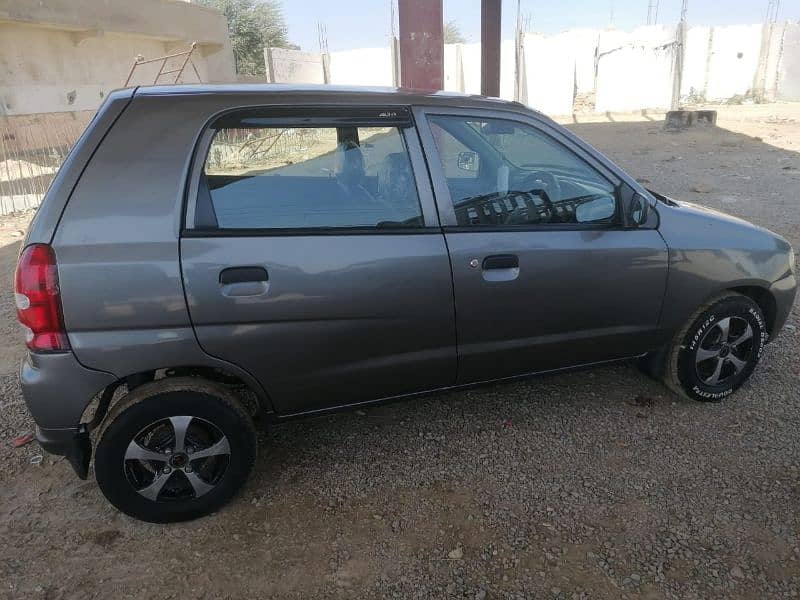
(687, 314, 716, 352)
(679, 298, 766, 402)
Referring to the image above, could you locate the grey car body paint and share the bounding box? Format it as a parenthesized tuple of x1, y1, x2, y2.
(181, 235, 457, 414)
(18, 85, 797, 452)
(24, 88, 136, 246)
(21, 352, 117, 430)
(412, 105, 669, 382)
(655, 200, 795, 336)
(49, 93, 270, 410)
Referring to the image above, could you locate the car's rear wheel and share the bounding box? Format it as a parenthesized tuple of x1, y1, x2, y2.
(664, 292, 767, 402)
(94, 378, 256, 523)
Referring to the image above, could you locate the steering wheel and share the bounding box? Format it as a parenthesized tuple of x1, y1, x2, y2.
(520, 170, 561, 206)
(522, 171, 561, 202)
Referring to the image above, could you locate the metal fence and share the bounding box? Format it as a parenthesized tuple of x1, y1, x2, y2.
(0, 112, 93, 216)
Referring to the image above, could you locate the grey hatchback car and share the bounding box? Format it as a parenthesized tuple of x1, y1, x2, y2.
(16, 85, 796, 522)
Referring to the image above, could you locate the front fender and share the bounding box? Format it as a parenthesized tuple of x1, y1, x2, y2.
(656, 201, 793, 333)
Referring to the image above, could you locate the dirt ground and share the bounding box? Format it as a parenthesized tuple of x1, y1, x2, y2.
(0, 103, 798, 599)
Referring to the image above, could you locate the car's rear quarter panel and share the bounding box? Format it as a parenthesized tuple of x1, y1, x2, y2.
(50, 95, 269, 395)
(25, 89, 135, 245)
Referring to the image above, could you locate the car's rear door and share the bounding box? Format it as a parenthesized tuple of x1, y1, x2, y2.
(415, 106, 668, 383)
(180, 106, 456, 415)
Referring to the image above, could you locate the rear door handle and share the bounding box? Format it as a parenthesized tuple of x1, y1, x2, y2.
(219, 266, 268, 284)
(482, 254, 519, 270)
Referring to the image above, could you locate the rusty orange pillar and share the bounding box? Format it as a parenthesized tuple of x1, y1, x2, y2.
(398, 0, 443, 90)
(481, 0, 502, 97)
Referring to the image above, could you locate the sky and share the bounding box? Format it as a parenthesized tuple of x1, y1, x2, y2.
(282, 0, 799, 53)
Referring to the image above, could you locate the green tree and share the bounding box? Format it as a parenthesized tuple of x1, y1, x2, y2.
(444, 20, 466, 44)
(198, 0, 294, 76)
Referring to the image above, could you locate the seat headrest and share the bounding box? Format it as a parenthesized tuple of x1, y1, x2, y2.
(334, 141, 365, 187)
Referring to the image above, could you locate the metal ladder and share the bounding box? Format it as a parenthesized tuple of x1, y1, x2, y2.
(124, 42, 202, 86)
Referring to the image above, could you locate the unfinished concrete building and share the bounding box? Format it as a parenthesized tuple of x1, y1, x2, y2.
(0, 0, 236, 213)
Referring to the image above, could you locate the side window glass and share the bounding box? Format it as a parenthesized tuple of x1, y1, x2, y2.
(202, 124, 423, 230)
(429, 121, 480, 180)
(427, 115, 617, 227)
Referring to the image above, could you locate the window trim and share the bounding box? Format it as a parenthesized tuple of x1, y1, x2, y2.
(183, 105, 440, 235)
(182, 227, 445, 238)
(413, 106, 624, 230)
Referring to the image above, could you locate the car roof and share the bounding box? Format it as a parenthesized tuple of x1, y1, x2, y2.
(131, 83, 535, 113)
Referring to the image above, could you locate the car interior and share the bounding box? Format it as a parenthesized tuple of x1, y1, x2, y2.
(428, 116, 618, 227)
(200, 126, 424, 229)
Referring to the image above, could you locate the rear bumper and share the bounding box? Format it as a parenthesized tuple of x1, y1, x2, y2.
(20, 351, 117, 478)
(35, 426, 92, 479)
(769, 272, 797, 338)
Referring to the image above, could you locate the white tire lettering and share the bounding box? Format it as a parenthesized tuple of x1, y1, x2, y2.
(685, 300, 767, 400)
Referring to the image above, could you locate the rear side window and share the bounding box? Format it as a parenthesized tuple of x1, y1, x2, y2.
(201, 124, 423, 230)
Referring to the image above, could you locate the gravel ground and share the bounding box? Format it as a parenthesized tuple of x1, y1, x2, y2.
(0, 104, 798, 599)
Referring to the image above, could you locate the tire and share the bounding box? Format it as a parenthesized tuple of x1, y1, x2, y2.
(94, 377, 257, 523)
(663, 292, 767, 402)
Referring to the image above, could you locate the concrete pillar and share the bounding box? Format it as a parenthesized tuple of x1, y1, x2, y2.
(398, 0, 443, 90)
(671, 21, 687, 109)
(481, 0, 502, 97)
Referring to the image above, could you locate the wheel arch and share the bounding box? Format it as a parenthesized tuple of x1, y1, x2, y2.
(725, 285, 777, 339)
(80, 364, 274, 433)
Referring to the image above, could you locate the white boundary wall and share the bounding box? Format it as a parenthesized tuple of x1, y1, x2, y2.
(265, 48, 326, 84)
(778, 23, 800, 101)
(595, 25, 678, 113)
(329, 48, 394, 87)
(705, 24, 763, 101)
(266, 21, 799, 116)
(522, 34, 575, 115)
(260, 23, 800, 115)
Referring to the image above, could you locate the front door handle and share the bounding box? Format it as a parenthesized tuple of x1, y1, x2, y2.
(219, 266, 268, 284)
(219, 266, 269, 298)
(482, 254, 519, 270)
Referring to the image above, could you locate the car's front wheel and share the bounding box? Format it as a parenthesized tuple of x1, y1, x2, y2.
(664, 292, 767, 402)
(94, 378, 257, 523)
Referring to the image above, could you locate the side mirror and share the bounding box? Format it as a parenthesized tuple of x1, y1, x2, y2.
(457, 151, 479, 172)
(576, 195, 615, 223)
(629, 192, 649, 226)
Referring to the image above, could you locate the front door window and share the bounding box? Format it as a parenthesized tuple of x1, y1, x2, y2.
(428, 115, 617, 227)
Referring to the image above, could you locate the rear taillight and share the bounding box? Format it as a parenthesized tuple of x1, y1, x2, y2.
(14, 244, 70, 352)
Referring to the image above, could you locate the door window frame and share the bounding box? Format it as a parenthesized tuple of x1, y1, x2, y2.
(413, 106, 627, 232)
(183, 105, 442, 236)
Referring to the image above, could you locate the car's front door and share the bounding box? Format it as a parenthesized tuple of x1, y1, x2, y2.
(180, 107, 456, 415)
(415, 107, 668, 384)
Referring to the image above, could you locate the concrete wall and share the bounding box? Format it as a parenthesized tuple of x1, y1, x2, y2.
(0, 0, 237, 215)
(523, 33, 575, 115)
(705, 24, 763, 101)
(778, 23, 800, 101)
(759, 23, 787, 101)
(0, 0, 235, 116)
(0, 23, 205, 115)
(595, 25, 678, 113)
(441, 41, 515, 100)
(443, 44, 462, 92)
(681, 25, 711, 100)
(265, 48, 326, 84)
(460, 43, 482, 95)
(265, 21, 798, 116)
(329, 47, 394, 87)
